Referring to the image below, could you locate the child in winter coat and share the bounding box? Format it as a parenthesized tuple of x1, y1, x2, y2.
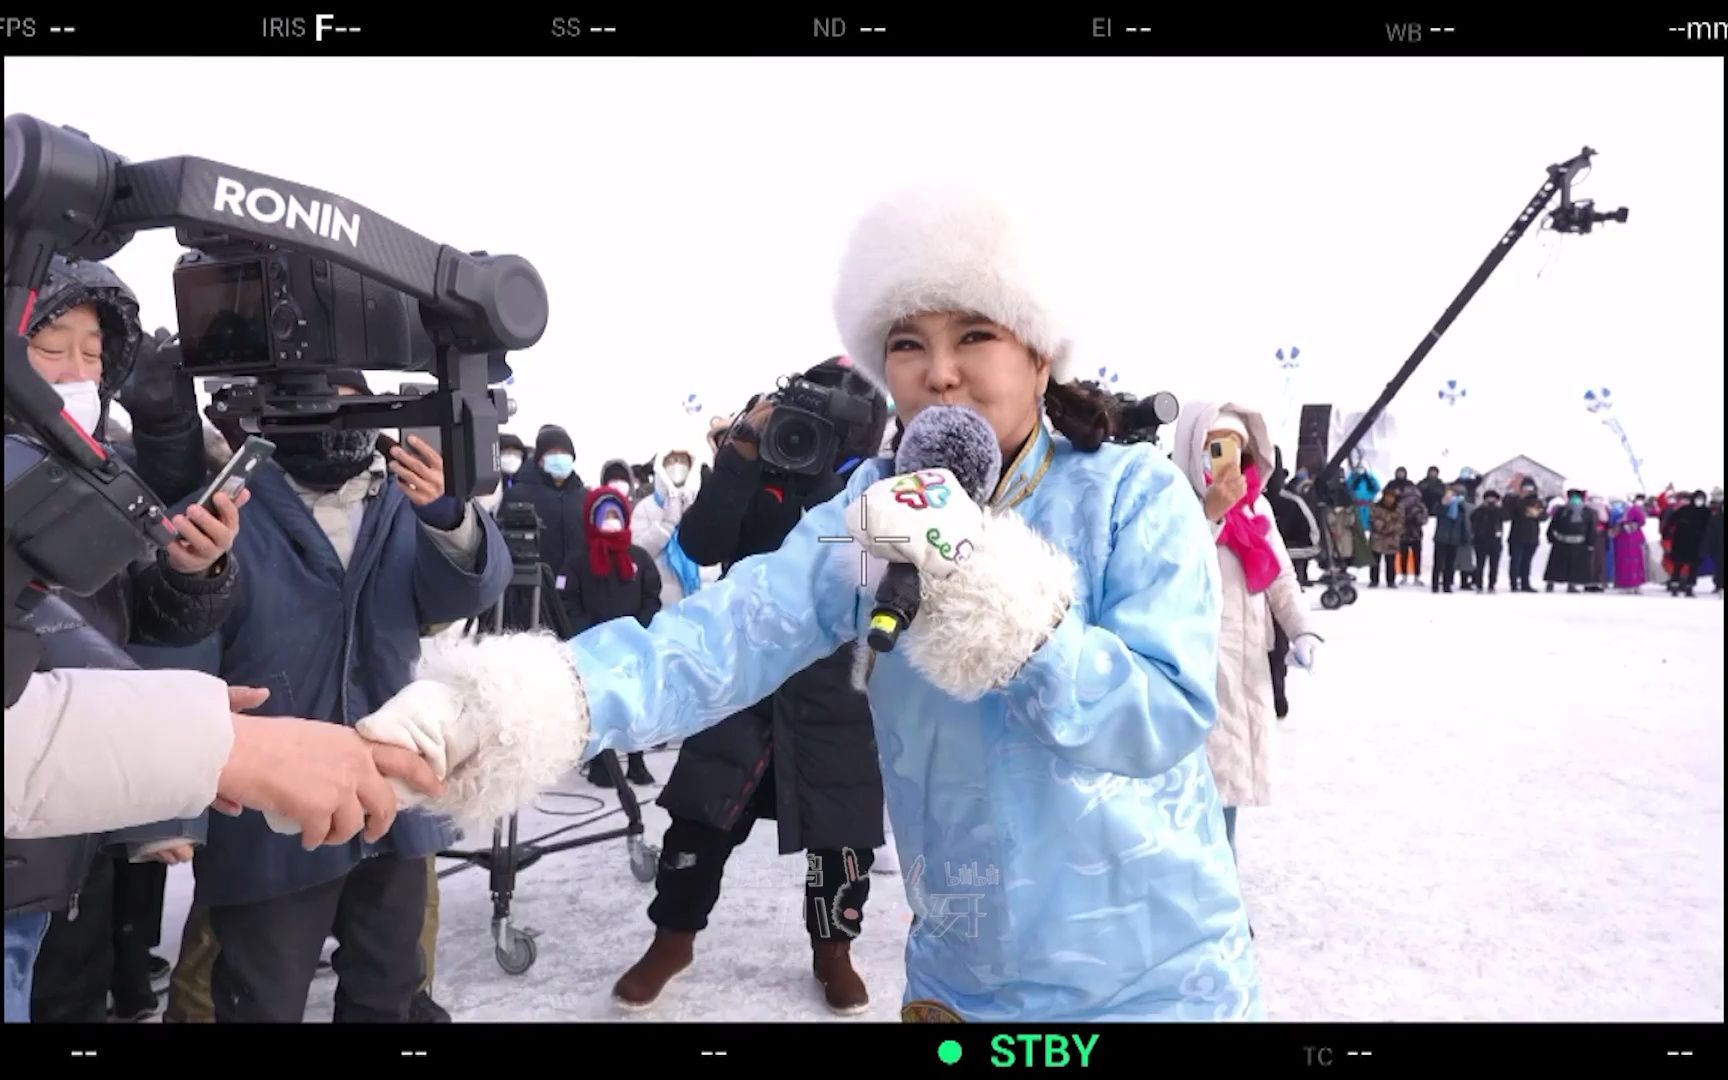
(1470, 490, 1506, 592)
(564, 488, 662, 786)
(1368, 488, 1404, 588)
(1431, 485, 1471, 593)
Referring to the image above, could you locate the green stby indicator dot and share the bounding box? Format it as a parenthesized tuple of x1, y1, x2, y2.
(937, 1039, 963, 1065)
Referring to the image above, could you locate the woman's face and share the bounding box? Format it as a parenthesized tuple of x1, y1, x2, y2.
(884, 311, 1050, 454)
(27, 303, 103, 384)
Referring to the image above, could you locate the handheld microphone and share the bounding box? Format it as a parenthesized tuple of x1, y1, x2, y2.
(866, 406, 1002, 653)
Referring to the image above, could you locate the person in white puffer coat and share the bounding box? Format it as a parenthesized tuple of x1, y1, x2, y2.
(1169, 401, 1320, 882)
(630, 446, 711, 606)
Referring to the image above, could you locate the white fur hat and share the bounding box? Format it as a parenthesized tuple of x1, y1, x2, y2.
(833, 188, 1075, 395)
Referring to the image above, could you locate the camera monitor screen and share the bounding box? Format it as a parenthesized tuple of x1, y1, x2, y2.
(175, 258, 271, 372)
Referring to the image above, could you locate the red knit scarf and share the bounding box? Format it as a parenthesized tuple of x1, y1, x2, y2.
(1211, 461, 1279, 593)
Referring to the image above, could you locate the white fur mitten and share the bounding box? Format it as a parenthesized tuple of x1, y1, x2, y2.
(896, 509, 1077, 701)
(264, 631, 591, 836)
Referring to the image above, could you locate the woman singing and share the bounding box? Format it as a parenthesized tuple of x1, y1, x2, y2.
(357, 189, 1256, 1021)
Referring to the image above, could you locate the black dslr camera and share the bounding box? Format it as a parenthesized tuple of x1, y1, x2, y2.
(1112, 391, 1180, 447)
(173, 238, 432, 377)
(759, 373, 875, 476)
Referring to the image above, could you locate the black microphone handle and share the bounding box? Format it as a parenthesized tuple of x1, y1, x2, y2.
(867, 561, 922, 652)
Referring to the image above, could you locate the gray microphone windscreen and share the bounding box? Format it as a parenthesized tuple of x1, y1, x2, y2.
(893, 406, 1003, 504)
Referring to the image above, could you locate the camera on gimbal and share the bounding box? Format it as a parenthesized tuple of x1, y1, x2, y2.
(4, 114, 549, 705)
(172, 236, 432, 378)
(759, 374, 875, 476)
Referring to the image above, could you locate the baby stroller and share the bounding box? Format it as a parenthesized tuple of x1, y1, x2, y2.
(1308, 473, 1360, 610)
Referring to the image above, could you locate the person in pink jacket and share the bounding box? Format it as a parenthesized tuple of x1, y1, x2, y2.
(1609, 497, 1649, 592)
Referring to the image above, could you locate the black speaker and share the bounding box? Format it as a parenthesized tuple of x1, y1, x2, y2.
(1295, 404, 1331, 477)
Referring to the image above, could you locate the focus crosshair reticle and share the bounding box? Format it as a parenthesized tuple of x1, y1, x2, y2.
(818, 493, 909, 588)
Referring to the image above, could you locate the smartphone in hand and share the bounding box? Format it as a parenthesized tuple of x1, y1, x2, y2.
(195, 436, 275, 514)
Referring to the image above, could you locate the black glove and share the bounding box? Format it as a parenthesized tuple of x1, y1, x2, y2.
(117, 329, 199, 432)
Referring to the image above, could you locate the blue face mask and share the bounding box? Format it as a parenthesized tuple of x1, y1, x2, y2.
(1569, 496, 1583, 506)
(542, 453, 575, 479)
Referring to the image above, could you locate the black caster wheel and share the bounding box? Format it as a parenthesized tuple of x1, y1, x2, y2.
(1320, 589, 1342, 610)
(496, 930, 538, 975)
(628, 836, 660, 883)
(1338, 584, 1359, 605)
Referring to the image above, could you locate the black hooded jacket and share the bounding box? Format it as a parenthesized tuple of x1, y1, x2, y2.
(5, 260, 239, 917)
(21, 256, 241, 652)
(655, 361, 887, 853)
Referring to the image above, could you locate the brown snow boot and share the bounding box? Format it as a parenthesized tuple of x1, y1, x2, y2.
(812, 938, 869, 1016)
(612, 929, 696, 1010)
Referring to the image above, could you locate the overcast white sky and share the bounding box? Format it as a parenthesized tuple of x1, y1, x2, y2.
(5, 57, 1721, 492)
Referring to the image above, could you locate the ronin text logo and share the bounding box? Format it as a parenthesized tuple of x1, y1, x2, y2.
(212, 177, 361, 247)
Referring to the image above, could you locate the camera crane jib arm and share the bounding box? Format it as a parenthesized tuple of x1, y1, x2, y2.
(1320, 147, 1628, 486)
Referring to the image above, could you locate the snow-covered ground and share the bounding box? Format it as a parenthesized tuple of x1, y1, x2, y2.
(157, 585, 1725, 1022)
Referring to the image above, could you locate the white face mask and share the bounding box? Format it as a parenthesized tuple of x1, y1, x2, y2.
(500, 452, 522, 475)
(667, 463, 690, 486)
(598, 515, 624, 533)
(608, 480, 632, 497)
(54, 379, 103, 435)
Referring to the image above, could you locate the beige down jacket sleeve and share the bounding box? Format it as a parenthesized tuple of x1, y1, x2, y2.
(4, 668, 235, 840)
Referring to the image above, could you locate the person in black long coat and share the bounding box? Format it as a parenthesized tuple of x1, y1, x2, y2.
(1545, 489, 1596, 592)
(1505, 479, 1545, 593)
(1666, 490, 1712, 596)
(611, 359, 889, 1017)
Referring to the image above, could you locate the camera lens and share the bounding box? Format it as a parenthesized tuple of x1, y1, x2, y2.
(771, 416, 819, 471)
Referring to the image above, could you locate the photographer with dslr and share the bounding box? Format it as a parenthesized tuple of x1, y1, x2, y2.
(125, 366, 511, 1023)
(610, 358, 889, 1016)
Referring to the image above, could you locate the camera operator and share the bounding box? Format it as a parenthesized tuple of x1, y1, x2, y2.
(610, 358, 889, 1016)
(8, 256, 252, 1023)
(125, 367, 511, 1023)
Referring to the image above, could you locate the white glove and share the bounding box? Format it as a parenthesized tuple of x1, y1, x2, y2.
(264, 631, 591, 836)
(844, 468, 984, 581)
(1287, 633, 1321, 674)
